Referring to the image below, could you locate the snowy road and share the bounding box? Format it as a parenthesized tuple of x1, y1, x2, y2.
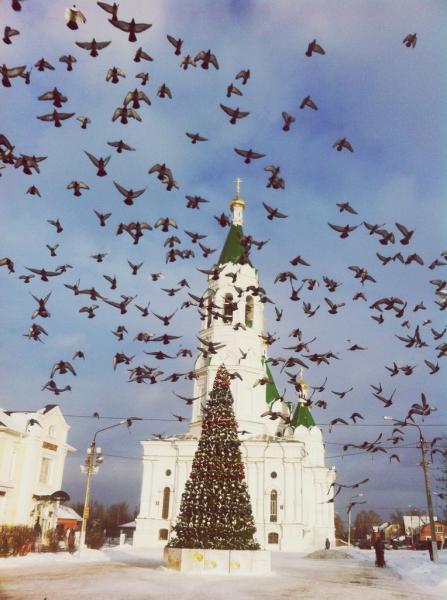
(0, 547, 442, 600)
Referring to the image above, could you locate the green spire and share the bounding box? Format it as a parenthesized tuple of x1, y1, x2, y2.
(265, 364, 281, 405)
(291, 401, 315, 428)
(217, 224, 246, 265)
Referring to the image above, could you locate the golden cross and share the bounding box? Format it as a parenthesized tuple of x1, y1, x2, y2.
(234, 177, 243, 197)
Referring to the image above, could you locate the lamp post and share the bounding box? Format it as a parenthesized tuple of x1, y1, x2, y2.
(384, 416, 438, 562)
(347, 493, 363, 548)
(79, 418, 141, 551)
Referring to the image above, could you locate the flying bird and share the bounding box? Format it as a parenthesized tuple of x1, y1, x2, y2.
(299, 95, 318, 110)
(235, 69, 250, 84)
(403, 33, 417, 48)
(305, 39, 325, 57)
(194, 50, 219, 69)
(219, 104, 250, 124)
(37, 110, 75, 128)
(113, 181, 146, 205)
(64, 5, 87, 30)
(281, 112, 295, 131)
(109, 18, 152, 42)
(75, 39, 111, 57)
(3, 26, 20, 45)
(234, 148, 266, 164)
(262, 202, 288, 220)
(84, 151, 111, 177)
(333, 138, 354, 152)
(167, 34, 183, 55)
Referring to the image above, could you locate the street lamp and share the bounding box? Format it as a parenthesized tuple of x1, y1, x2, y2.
(384, 416, 439, 562)
(347, 493, 363, 548)
(78, 417, 142, 551)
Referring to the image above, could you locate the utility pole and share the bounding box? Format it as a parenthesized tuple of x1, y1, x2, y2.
(79, 442, 103, 550)
(78, 418, 141, 552)
(347, 493, 363, 548)
(384, 416, 438, 562)
(420, 433, 439, 562)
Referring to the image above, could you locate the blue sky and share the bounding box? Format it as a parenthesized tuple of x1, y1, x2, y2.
(1, 0, 446, 523)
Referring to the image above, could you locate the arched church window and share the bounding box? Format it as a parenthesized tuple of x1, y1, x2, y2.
(159, 528, 169, 540)
(223, 293, 234, 324)
(206, 295, 213, 328)
(245, 296, 254, 328)
(268, 532, 279, 544)
(270, 490, 278, 522)
(162, 487, 170, 519)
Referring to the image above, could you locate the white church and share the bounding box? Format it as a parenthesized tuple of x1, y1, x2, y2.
(134, 185, 335, 552)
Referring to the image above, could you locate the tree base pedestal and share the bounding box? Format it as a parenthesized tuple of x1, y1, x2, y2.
(164, 547, 271, 574)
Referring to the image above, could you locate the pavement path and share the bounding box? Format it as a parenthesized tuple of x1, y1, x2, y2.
(0, 548, 437, 600)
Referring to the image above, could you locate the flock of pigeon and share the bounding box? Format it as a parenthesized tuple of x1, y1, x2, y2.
(1, 2, 446, 502)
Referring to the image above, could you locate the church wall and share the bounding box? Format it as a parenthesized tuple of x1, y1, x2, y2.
(134, 437, 335, 552)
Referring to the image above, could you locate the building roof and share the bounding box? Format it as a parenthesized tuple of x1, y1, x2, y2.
(265, 364, 281, 406)
(119, 521, 136, 529)
(217, 224, 247, 265)
(291, 401, 315, 428)
(57, 506, 83, 521)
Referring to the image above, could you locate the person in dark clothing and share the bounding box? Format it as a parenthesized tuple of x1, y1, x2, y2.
(33, 518, 42, 552)
(325, 538, 330, 550)
(373, 535, 386, 567)
(426, 539, 434, 561)
(67, 528, 76, 554)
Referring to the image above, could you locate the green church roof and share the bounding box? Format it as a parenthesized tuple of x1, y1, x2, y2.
(217, 224, 246, 265)
(291, 402, 316, 429)
(265, 364, 281, 405)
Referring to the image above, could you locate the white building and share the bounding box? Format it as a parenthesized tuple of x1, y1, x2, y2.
(0, 404, 75, 532)
(134, 187, 336, 551)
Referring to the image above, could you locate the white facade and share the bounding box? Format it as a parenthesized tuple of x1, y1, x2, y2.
(134, 192, 336, 552)
(0, 404, 75, 533)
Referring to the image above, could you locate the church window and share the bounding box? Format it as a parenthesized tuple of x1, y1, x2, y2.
(245, 296, 254, 327)
(270, 490, 278, 522)
(206, 295, 213, 328)
(162, 487, 170, 519)
(223, 293, 234, 324)
(270, 471, 277, 479)
(165, 469, 172, 476)
(48, 425, 55, 437)
(159, 528, 169, 540)
(268, 532, 279, 544)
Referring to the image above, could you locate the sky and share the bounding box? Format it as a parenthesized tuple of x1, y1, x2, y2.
(1, 0, 446, 525)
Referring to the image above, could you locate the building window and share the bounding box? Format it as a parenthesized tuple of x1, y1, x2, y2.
(165, 469, 172, 476)
(268, 532, 279, 544)
(8, 449, 17, 481)
(245, 296, 254, 327)
(436, 526, 443, 533)
(159, 528, 169, 540)
(39, 457, 51, 484)
(206, 295, 213, 328)
(162, 487, 170, 519)
(270, 490, 278, 522)
(270, 471, 277, 479)
(48, 425, 55, 437)
(223, 293, 234, 324)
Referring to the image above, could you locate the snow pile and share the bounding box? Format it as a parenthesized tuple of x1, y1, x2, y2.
(347, 547, 447, 595)
(385, 549, 447, 595)
(0, 547, 111, 568)
(306, 549, 353, 560)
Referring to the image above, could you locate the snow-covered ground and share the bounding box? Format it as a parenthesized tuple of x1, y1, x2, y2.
(346, 546, 447, 597)
(0, 545, 446, 599)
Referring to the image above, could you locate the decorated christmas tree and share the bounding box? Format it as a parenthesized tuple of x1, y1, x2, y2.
(168, 365, 260, 550)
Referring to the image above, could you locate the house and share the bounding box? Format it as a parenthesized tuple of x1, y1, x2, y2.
(134, 185, 336, 552)
(56, 505, 82, 533)
(403, 515, 436, 538)
(420, 520, 447, 542)
(0, 404, 75, 534)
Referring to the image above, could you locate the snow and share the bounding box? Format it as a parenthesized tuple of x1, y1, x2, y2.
(0, 545, 446, 599)
(347, 547, 447, 596)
